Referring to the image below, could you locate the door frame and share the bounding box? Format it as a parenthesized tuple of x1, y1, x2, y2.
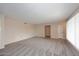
(45, 25, 51, 38)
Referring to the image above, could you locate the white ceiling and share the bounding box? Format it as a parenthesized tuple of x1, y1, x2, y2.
(0, 3, 79, 24)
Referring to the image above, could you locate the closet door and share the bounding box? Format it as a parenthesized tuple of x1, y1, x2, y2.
(58, 24, 64, 39)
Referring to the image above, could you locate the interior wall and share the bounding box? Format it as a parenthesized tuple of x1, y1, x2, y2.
(0, 15, 5, 49)
(34, 22, 66, 39)
(0, 15, 66, 49)
(5, 16, 35, 44)
(34, 24, 45, 37)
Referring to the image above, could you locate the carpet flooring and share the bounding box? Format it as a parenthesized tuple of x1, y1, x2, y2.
(0, 37, 79, 56)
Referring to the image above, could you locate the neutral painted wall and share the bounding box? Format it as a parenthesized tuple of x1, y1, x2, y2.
(34, 24, 45, 37)
(0, 15, 5, 49)
(34, 22, 66, 39)
(5, 16, 35, 44)
(0, 15, 66, 49)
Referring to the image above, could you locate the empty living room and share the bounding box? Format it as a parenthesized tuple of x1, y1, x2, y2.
(0, 3, 79, 56)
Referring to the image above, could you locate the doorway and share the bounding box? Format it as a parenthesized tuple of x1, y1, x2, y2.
(45, 25, 51, 38)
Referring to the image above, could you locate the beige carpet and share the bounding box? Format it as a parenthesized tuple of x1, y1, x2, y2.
(0, 37, 79, 56)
